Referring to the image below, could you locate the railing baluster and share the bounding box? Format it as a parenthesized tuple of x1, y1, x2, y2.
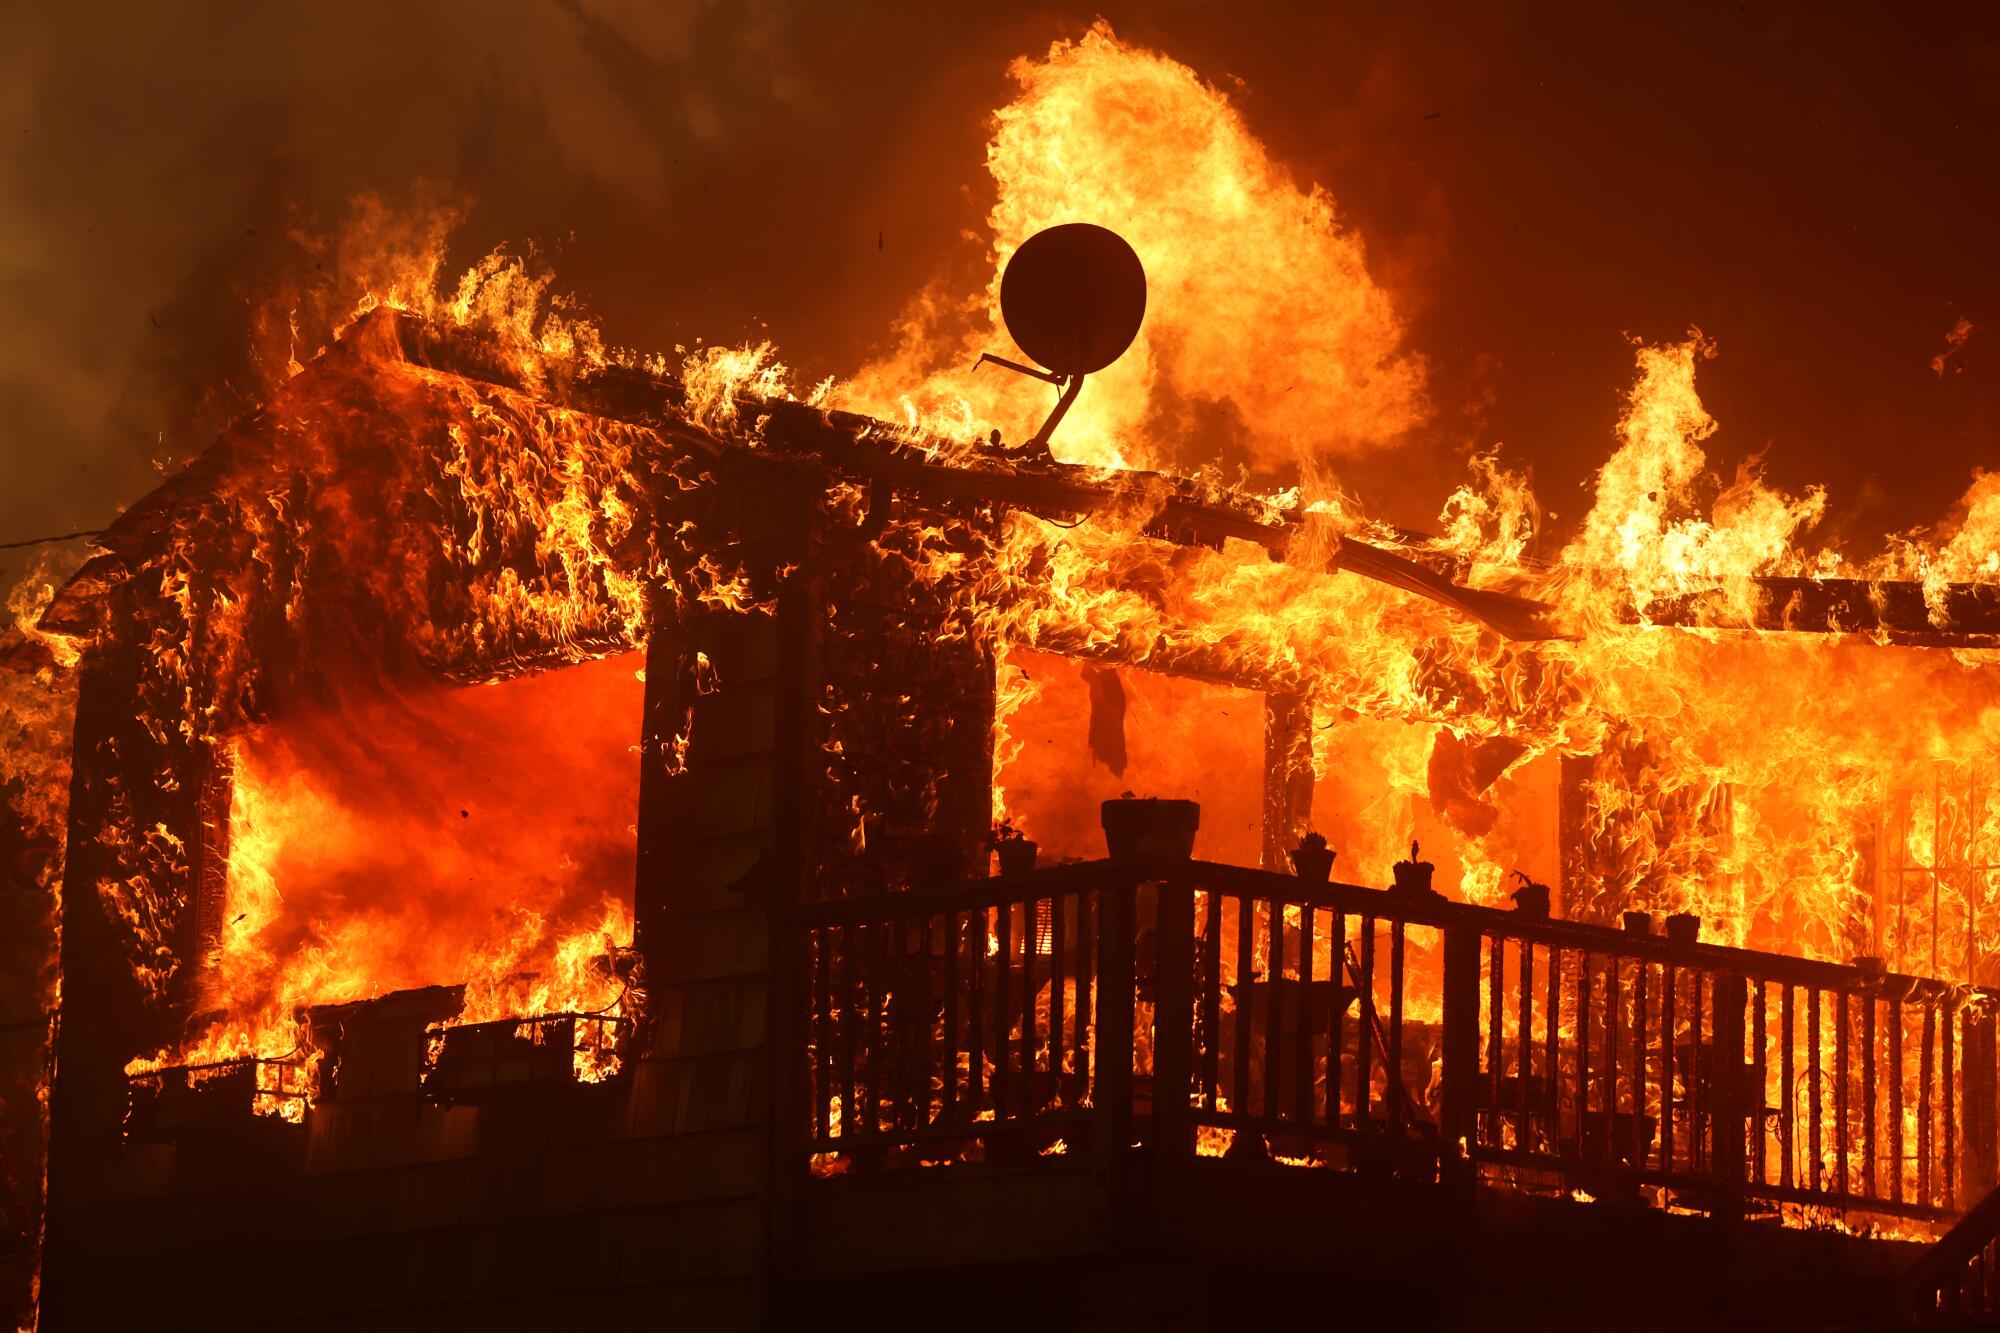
(1635, 959, 1651, 1170)
(1236, 893, 1254, 1120)
(1836, 989, 1850, 1197)
(1780, 983, 1794, 1190)
(1389, 920, 1406, 1134)
(1051, 891, 1066, 1104)
(1358, 917, 1376, 1127)
(1297, 904, 1316, 1125)
(1577, 951, 1593, 1159)
(815, 927, 832, 1142)
(1268, 895, 1285, 1123)
(994, 900, 1012, 1120)
(1202, 890, 1221, 1111)
(1075, 890, 1093, 1098)
(1545, 946, 1561, 1156)
(1329, 910, 1346, 1126)
(1663, 964, 1677, 1174)
(1923, 1002, 1937, 1206)
(916, 915, 933, 1129)
(966, 909, 985, 1118)
(1809, 987, 1823, 1191)
(884, 920, 900, 1128)
(1605, 954, 1621, 1161)
(1890, 993, 1903, 1204)
(1021, 898, 1037, 1116)
(1947, 996, 1959, 1210)
(942, 911, 958, 1124)
(1691, 973, 1707, 1173)
(1520, 940, 1535, 1154)
(1864, 990, 1877, 1200)
(1487, 935, 1504, 1149)
(1750, 979, 1765, 1185)
(841, 924, 858, 1140)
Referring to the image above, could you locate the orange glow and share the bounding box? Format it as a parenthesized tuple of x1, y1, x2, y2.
(838, 20, 1423, 476)
(157, 651, 642, 1072)
(995, 646, 1264, 866)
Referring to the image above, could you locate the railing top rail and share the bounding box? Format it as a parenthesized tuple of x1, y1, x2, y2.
(792, 857, 1994, 1004)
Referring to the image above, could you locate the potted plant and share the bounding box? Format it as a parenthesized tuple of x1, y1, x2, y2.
(1509, 870, 1550, 918)
(1289, 832, 1336, 883)
(1099, 794, 1200, 859)
(1622, 910, 1654, 936)
(989, 819, 1038, 876)
(1390, 840, 1439, 898)
(1664, 911, 1701, 946)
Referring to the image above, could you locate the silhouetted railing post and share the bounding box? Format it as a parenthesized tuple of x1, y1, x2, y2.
(1964, 1005, 1998, 1202)
(1713, 972, 1748, 1218)
(1439, 922, 1482, 1165)
(1093, 871, 1138, 1237)
(1151, 876, 1196, 1159)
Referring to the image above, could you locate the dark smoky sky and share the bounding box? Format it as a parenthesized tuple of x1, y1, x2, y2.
(4, 1, 1998, 585)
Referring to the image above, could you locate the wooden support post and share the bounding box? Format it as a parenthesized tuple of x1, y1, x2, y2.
(1714, 973, 1749, 1216)
(1262, 691, 1315, 873)
(1439, 923, 1484, 1163)
(1152, 876, 1196, 1159)
(1093, 873, 1138, 1242)
(1964, 1006, 1999, 1202)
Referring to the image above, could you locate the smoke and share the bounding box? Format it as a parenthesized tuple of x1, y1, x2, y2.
(5, 4, 2000, 583)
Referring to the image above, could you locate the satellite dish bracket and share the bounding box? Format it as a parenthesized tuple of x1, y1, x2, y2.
(974, 352, 1063, 386)
(975, 353, 1085, 450)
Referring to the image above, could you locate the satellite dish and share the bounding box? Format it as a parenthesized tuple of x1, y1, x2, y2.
(976, 223, 1146, 450)
(1000, 223, 1147, 376)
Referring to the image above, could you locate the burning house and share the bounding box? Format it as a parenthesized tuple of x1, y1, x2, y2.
(6, 18, 2000, 1330)
(13, 236, 2000, 1328)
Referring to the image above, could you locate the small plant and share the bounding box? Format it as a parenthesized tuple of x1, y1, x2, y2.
(1289, 830, 1336, 883)
(1508, 869, 1551, 918)
(989, 819, 1038, 876)
(1391, 839, 1438, 896)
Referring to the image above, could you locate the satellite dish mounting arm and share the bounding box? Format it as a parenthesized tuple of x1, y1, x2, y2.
(974, 353, 1085, 450)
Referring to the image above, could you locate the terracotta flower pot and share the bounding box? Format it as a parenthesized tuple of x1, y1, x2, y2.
(1099, 797, 1200, 860)
(995, 838, 1038, 876)
(1664, 912, 1701, 947)
(1511, 883, 1551, 918)
(1390, 842, 1437, 897)
(1289, 845, 1336, 884)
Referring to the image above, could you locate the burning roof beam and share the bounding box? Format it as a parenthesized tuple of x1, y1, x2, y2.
(41, 309, 2000, 650)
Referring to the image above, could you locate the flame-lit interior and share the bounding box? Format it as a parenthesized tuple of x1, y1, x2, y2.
(995, 646, 1264, 866)
(183, 651, 642, 1066)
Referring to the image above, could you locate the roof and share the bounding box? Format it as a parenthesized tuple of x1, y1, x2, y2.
(40, 309, 2000, 653)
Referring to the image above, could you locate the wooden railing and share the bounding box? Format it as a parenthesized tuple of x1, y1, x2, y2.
(795, 858, 2000, 1229)
(798, 865, 1116, 1164)
(1906, 1183, 2000, 1321)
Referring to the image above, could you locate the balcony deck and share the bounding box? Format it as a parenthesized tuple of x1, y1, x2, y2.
(784, 857, 1998, 1323)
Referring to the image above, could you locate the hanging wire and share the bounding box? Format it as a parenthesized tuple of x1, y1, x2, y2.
(0, 529, 101, 551)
